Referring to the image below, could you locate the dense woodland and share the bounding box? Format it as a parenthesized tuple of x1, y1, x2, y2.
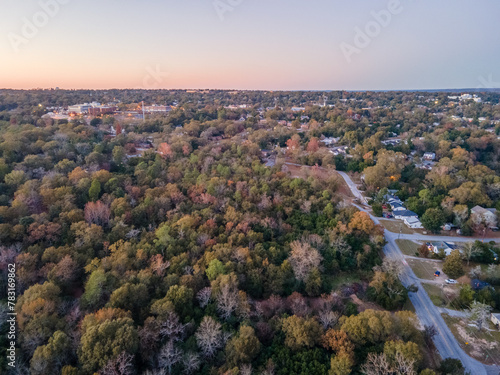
(1, 89, 500, 375)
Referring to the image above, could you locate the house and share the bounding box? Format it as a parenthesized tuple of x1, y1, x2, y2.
(423, 152, 436, 161)
(390, 202, 406, 211)
(470, 206, 498, 228)
(491, 313, 500, 329)
(404, 217, 423, 229)
(427, 241, 459, 256)
(393, 210, 419, 220)
(441, 223, 456, 231)
(471, 279, 491, 291)
(385, 195, 403, 205)
(320, 137, 340, 146)
(329, 146, 349, 156)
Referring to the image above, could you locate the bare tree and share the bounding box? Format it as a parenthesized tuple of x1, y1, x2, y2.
(182, 352, 201, 374)
(216, 283, 239, 320)
(287, 292, 310, 317)
(84, 200, 110, 226)
(327, 233, 352, 256)
(240, 364, 252, 375)
(318, 310, 340, 329)
(469, 265, 482, 279)
(461, 242, 479, 266)
(393, 352, 416, 375)
(261, 359, 275, 375)
(195, 316, 223, 357)
(288, 240, 323, 282)
(377, 258, 404, 277)
(141, 370, 165, 375)
(360, 353, 416, 375)
(361, 353, 392, 375)
(158, 341, 182, 374)
(468, 301, 493, 331)
(159, 312, 185, 342)
(100, 352, 135, 375)
(196, 287, 212, 308)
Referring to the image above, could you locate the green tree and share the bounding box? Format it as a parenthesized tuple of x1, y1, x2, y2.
(225, 325, 261, 365)
(88, 179, 101, 202)
(109, 283, 149, 318)
(206, 259, 227, 281)
(438, 358, 465, 375)
(81, 269, 110, 308)
(371, 203, 383, 217)
(79, 314, 138, 374)
(421, 208, 446, 233)
(165, 285, 194, 318)
(328, 353, 353, 375)
(112, 146, 126, 165)
(340, 309, 395, 345)
(282, 315, 323, 350)
(443, 250, 464, 279)
(383, 340, 422, 367)
(31, 331, 71, 375)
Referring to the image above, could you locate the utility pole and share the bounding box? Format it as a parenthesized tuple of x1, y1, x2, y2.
(142, 101, 145, 122)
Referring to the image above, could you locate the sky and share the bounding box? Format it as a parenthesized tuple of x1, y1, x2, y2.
(1, 0, 499, 91)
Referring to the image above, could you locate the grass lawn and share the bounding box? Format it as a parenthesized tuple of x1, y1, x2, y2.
(441, 314, 500, 365)
(422, 283, 460, 307)
(422, 283, 446, 307)
(379, 220, 415, 234)
(407, 258, 440, 280)
(396, 239, 421, 256)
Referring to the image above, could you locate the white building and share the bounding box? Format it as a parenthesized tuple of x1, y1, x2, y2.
(68, 103, 92, 114)
(427, 241, 459, 256)
(423, 152, 436, 161)
(391, 202, 406, 211)
(393, 210, 419, 221)
(404, 217, 423, 229)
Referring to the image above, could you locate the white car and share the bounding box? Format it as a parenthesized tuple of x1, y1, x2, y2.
(445, 279, 458, 284)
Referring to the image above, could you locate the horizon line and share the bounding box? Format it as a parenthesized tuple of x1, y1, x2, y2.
(1, 87, 499, 93)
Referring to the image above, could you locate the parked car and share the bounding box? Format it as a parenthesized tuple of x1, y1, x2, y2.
(445, 279, 458, 284)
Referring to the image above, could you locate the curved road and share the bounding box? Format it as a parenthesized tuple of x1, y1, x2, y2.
(337, 172, 500, 375)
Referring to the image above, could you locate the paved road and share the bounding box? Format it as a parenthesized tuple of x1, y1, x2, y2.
(401, 233, 500, 244)
(336, 171, 367, 204)
(338, 173, 500, 375)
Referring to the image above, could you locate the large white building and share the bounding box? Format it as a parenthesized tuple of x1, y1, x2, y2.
(68, 102, 101, 114)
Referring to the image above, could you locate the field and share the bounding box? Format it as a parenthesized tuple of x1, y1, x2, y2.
(379, 219, 415, 234)
(442, 314, 500, 365)
(396, 239, 421, 256)
(407, 258, 442, 280)
(421, 283, 459, 307)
